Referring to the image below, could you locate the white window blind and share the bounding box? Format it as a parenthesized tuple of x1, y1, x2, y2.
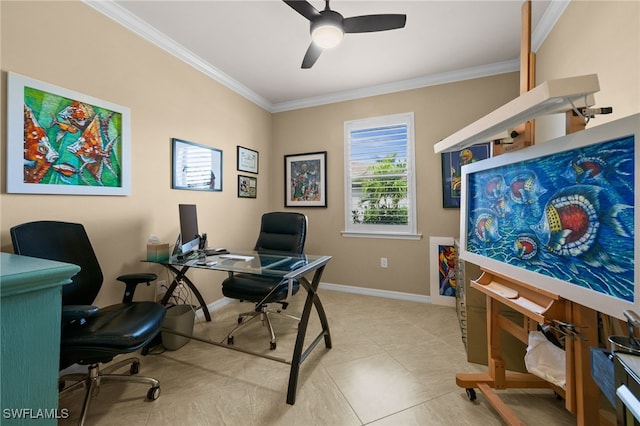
(175, 146, 216, 189)
(344, 113, 417, 237)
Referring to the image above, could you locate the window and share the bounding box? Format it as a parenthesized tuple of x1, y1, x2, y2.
(344, 112, 418, 238)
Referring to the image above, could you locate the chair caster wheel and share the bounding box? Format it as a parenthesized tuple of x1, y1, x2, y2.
(130, 361, 140, 375)
(227, 336, 234, 345)
(147, 386, 160, 400)
(466, 388, 476, 401)
(270, 341, 276, 350)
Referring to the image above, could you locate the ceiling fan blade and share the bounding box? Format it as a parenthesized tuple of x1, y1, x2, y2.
(283, 0, 320, 21)
(301, 43, 323, 69)
(343, 14, 406, 33)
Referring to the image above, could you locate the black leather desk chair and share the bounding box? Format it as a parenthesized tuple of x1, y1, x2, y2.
(10, 221, 166, 426)
(222, 212, 307, 349)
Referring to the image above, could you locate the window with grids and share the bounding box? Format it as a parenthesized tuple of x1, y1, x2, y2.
(344, 113, 417, 237)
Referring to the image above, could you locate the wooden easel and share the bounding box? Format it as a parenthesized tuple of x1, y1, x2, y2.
(455, 268, 600, 425)
(494, 1, 535, 156)
(454, 2, 601, 424)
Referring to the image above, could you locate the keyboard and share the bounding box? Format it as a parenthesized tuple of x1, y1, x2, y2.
(202, 248, 229, 256)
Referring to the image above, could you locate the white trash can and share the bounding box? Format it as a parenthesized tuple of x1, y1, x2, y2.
(161, 305, 195, 350)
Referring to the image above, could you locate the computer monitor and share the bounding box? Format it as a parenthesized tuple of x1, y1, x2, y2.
(178, 204, 200, 256)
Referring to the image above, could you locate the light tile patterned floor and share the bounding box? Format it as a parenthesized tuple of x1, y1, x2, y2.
(59, 290, 578, 425)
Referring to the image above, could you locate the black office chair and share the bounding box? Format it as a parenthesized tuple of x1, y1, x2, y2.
(10, 221, 166, 426)
(222, 212, 307, 350)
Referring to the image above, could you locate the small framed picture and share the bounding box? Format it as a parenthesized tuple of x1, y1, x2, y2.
(441, 142, 492, 208)
(237, 146, 259, 174)
(238, 175, 257, 198)
(284, 151, 327, 208)
(429, 236, 457, 307)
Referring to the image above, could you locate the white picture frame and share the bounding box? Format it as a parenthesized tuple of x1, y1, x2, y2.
(459, 113, 639, 320)
(7, 72, 131, 195)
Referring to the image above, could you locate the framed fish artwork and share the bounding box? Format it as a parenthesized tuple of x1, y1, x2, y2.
(7, 72, 130, 195)
(459, 113, 639, 320)
(429, 236, 458, 307)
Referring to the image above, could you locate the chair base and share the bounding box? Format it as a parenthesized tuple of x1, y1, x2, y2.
(59, 357, 160, 426)
(223, 305, 300, 350)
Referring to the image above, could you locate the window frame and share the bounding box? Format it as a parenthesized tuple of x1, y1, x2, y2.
(343, 112, 419, 239)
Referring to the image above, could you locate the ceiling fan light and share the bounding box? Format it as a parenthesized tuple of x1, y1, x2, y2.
(311, 24, 343, 49)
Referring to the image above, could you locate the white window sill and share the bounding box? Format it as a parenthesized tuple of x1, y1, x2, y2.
(341, 231, 422, 240)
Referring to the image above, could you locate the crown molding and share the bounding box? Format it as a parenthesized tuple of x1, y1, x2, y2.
(84, 0, 567, 113)
(82, 0, 273, 111)
(532, 0, 570, 52)
(271, 60, 520, 112)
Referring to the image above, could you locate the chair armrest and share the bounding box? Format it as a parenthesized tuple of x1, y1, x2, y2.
(62, 305, 99, 322)
(117, 273, 157, 303)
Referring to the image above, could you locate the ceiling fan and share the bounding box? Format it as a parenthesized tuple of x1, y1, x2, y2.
(283, 0, 407, 69)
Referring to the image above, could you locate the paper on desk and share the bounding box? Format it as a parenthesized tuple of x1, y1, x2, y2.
(219, 254, 254, 262)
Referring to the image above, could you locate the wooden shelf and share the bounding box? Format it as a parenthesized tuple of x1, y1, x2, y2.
(433, 74, 599, 153)
(471, 269, 564, 324)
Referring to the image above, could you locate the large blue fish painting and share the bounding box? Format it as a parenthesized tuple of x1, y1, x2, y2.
(465, 133, 635, 303)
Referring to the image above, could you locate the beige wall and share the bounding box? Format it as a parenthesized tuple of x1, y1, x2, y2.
(535, 0, 640, 140)
(271, 75, 519, 294)
(0, 1, 272, 306)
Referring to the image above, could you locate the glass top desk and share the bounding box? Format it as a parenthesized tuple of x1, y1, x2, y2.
(148, 250, 332, 405)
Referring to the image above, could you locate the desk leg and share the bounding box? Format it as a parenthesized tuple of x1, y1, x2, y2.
(159, 265, 212, 322)
(286, 265, 331, 405)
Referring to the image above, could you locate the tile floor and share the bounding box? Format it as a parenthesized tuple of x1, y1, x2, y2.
(59, 289, 578, 425)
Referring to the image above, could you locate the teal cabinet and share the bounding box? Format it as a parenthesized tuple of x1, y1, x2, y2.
(1, 253, 79, 425)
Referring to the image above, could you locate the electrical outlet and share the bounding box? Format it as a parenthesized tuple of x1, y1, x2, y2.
(156, 280, 167, 300)
(380, 257, 388, 268)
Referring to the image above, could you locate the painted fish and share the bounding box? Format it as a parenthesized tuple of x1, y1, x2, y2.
(492, 196, 512, 218)
(23, 105, 59, 183)
(49, 114, 79, 142)
(563, 155, 607, 184)
(52, 162, 78, 177)
(482, 175, 507, 202)
(508, 171, 546, 205)
(57, 101, 94, 129)
(471, 208, 501, 244)
(562, 149, 633, 185)
(530, 184, 630, 272)
(512, 233, 540, 261)
(67, 115, 117, 186)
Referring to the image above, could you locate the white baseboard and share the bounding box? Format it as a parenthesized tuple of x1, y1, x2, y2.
(193, 282, 432, 320)
(194, 297, 237, 320)
(319, 282, 431, 304)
